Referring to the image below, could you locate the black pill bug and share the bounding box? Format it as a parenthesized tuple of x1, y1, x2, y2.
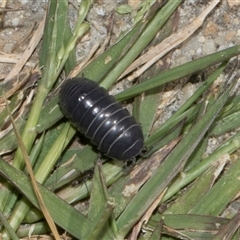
(59, 77, 144, 161)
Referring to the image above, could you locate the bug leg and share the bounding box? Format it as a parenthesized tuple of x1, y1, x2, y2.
(71, 168, 94, 187)
(139, 145, 149, 157)
(140, 145, 155, 158)
(122, 158, 136, 174)
(94, 152, 104, 165)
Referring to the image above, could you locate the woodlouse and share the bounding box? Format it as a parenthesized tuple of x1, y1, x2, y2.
(59, 77, 144, 161)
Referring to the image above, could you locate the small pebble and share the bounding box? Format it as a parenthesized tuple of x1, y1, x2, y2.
(198, 36, 205, 43)
(227, 0, 240, 7)
(12, 18, 20, 27)
(202, 39, 216, 54)
(204, 21, 218, 36)
(225, 30, 236, 42)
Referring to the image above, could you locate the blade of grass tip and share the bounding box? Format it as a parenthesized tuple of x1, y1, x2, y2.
(115, 45, 240, 101)
(211, 109, 240, 136)
(85, 161, 115, 240)
(0, 210, 19, 240)
(3, 96, 61, 239)
(88, 161, 113, 221)
(218, 95, 240, 119)
(144, 105, 200, 150)
(39, 0, 57, 67)
(184, 136, 208, 172)
(100, 0, 182, 89)
(0, 158, 92, 239)
(143, 118, 185, 158)
(116, 75, 236, 238)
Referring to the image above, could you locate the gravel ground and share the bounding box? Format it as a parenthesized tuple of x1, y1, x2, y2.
(1, 0, 240, 235)
(1, 1, 239, 78)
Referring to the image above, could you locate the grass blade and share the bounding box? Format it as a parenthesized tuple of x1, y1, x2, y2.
(0, 159, 92, 239)
(116, 75, 236, 238)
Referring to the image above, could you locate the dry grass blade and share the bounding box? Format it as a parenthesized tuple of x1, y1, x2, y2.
(129, 189, 167, 240)
(0, 52, 35, 67)
(120, 0, 220, 81)
(4, 15, 45, 82)
(4, 96, 61, 239)
(0, 70, 32, 104)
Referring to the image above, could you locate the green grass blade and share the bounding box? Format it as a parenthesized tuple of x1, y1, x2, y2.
(16, 222, 49, 238)
(189, 157, 240, 215)
(133, 12, 177, 139)
(145, 105, 200, 148)
(85, 162, 115, 239)
(101, 0, 182, 89)
(0, 159, 91, 239)
(39, 0, 57, 67)
(163, 131, 240, 202)
(161, 214, 230, 239)
(115, 45, 240, 101)
(145, 61, 227, 147)
(0, 210, 19, 240)
(211, 109, 240, 136)
(116, 76, 235, 238)
(166, 161, 225, 214)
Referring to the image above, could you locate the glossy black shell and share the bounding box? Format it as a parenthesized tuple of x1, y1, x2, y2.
(59, 78, 144, 161)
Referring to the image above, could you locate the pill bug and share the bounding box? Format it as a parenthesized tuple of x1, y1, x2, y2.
(59, 77, 144, 161)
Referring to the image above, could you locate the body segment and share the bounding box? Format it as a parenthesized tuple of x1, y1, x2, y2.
(59, 78, 144, 160)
